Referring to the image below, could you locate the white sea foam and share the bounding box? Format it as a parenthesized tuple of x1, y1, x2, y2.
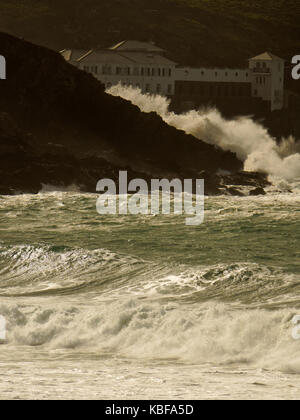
(1, 192, 300, 399)
(1, 298, 300, 376)
(107, 85, 300, 182)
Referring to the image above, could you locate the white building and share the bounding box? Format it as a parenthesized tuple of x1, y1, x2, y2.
(61, 43, 285, 111)
(61, 41, 177, 96)
(174, 52, 285, 111)
(249, 52, 285, 111)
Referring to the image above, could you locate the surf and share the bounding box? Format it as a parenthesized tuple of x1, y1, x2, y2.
(107, 84, 300, 182)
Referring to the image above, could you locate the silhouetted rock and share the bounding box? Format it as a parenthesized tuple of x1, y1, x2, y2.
(0, 32, 269, 196)
(249, 187, 266, 196)
(226, 187, 245, 197)
(221, 171, 270, 189)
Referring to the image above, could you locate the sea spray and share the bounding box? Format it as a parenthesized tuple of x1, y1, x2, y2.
(107, 85, 300, 182)
(1, 190, 300, 399)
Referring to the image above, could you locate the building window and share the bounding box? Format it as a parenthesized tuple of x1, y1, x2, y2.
(152, 68, 155, 76)
(156, 84, 161, 93)
(201, 71, 205, 76)
(116, 67, 122, 75)
(169, 69, 172, 77)
(88, 66, 98, 74)
(141, 68, 144, 76)
(235, 72, 239, 77)
(133, 67, 139, 76)
(103, 65, 111, 75)
(145, 84, 150, 93)
(158, 68, 161, 77)
(147, 68, 151, 77)
(215, 72, 218, 77)
(246, 73, 249, 77)
(168, 84, 172, 94)
(225, 72, 228, 77)
(162, 68, 166, 77)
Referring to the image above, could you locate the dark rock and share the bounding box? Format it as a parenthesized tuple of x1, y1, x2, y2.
(221, 171, 270, 189)
(0, 186, 14, 195)
(0, 32, 273, 196)
(249, 187, 266, 196)
(227, 187, 245, 196)
(0, 32, 241, 178)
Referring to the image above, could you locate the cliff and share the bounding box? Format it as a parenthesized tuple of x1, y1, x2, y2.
(0, 32, 269, 195)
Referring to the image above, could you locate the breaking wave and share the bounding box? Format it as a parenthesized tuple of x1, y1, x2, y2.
(107, 85, 300, 182)
(1, 243, 299, 304)
(0, 187, 299, 385)
(2, 294, 300, 374)
(1, 241, 300, 374)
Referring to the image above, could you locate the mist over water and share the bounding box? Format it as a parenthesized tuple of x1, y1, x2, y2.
(108, 85, 300, 182)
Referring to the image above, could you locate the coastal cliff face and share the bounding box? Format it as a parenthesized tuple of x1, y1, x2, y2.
(0, 33, 269, 195)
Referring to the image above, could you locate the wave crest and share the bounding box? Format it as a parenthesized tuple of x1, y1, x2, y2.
(108, 85, 300, 182)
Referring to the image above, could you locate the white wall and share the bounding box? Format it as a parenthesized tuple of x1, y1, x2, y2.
(78, 62, 176, 96)
(174, 67, 251, 83)
(271, 60, 285, 111)
(68, 49, 285, 111)
(249, 58, 285, 111)
(0, 55, 6, 80)
(251, 73, 272, 102)
(177, 59, 285, 111)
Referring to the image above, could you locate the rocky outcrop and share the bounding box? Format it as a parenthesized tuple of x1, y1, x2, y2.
(0, 33, 269, 196)
(249, 187, 267, 196)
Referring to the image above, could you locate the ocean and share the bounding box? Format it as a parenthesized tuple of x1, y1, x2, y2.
(1, 182, 300, 400)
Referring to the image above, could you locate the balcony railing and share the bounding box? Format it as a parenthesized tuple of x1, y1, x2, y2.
(253, 68, 271, 74)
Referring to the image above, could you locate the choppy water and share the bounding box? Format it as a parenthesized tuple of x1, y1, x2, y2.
(1, 183, 300, 400)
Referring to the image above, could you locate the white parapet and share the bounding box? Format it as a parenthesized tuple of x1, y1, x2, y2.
(0, 55, 6, 80)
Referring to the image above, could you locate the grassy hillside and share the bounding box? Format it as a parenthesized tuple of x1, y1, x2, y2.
(0, 0, 299, 68)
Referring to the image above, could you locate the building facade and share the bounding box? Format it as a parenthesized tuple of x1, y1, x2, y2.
(249, 52, 285, 111)
(174, 52, 285, 113)
(61, 42, 285, 113)
(61, 41, 176, 97)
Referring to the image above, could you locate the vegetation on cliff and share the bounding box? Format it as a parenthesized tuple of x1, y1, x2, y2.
(1, 0, 299, 67)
